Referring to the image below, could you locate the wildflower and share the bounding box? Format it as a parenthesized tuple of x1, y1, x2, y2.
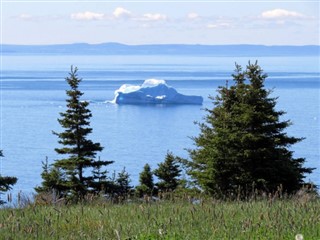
(295, 234, 303, 240)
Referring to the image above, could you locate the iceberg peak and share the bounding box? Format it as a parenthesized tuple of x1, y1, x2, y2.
(141, 78, 167, 88)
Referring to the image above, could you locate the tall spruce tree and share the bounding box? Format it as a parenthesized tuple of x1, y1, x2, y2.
(185, 62, 313, 196)
(154, 152, 181, 192)
(45, 66, 113, 200)
(0, 150, 17, 204)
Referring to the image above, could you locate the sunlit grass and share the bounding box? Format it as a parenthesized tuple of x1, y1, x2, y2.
(0, 194, 319, 239)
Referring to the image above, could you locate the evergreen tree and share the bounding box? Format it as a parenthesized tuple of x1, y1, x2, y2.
(38, 66, 113, 200)
(154, 152, 181, 192)
(0, 150, 17, 204)
(89, 156, 113, 193)
(185, 62, 314, 195)
(136, 163, 154, 196)
(35, 158, 66, 197)
(115, 168, 132, 196)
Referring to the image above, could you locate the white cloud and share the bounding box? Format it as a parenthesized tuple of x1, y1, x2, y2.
(113, 7, 132, 18)
(71, 11, 105, 21)
(18, 13, 33, 20)
(187, 12, 199, 20)
(70, 8, 167, 23)
(207, 22, 231, 29)
(141, 13, 167, 21)
(261, 9, 305, 19)
(15, 13, 67, 22)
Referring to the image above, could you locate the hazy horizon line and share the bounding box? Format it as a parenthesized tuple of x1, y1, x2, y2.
(2, 42, 320, 47)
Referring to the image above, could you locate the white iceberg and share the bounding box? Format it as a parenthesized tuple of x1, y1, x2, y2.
(111, 79, 203, 105)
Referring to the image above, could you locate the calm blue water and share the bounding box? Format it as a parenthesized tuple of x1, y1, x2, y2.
(1, 55, 319, 198)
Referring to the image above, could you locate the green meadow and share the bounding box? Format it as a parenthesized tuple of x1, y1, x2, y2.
(1, 194, 319, 240)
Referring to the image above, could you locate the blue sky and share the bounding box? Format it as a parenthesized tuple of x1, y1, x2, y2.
(1, 1, 319, 45)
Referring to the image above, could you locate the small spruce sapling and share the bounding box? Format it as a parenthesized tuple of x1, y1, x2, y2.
(136, 163, 155, 197)
(154, 152, 181, 192)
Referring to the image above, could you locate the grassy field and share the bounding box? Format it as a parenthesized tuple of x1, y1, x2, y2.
(0, 194, 319, 240)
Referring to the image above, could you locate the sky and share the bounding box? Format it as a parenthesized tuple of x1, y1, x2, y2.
(1, 0, 319, 45)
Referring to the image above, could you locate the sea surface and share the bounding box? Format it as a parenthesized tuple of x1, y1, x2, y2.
(1, 55, 319, 198)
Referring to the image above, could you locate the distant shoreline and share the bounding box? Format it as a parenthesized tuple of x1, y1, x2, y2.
(1, 43, 319, 56)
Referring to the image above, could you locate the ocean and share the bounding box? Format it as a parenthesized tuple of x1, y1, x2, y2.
(1, 55, 319, 197)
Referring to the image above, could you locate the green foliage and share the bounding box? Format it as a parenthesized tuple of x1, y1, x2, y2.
(154, 152, 181, 192)
(35, 158, 66, 197)
(115, 167, 133, 196)
(1, 195, 319, 239)
(184, 62, 314, 196)
(89, 157, 115, 194)
(0, 150, 17, 204)
(136, 163, 155, 197)
(37, 66, 113, 201)
(140, 164, 154, 190)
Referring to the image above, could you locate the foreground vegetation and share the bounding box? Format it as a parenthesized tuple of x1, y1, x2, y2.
(1, 193, 319, 240)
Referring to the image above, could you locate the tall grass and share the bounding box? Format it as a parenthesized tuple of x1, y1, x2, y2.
(0, 193, 319, 239)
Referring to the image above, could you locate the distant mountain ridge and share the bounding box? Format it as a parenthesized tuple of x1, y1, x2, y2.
(1, 43, 319, 56)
